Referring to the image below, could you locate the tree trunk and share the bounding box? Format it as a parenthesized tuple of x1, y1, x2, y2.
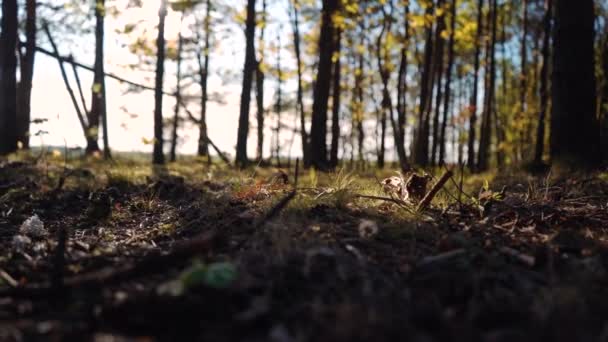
(430, 0, 447, 166)
(329, 29, 342, 168)
(87, 0, 107, 156)
(310, 0, 339, 170)
(550, 0, 600, 168)
(290, 0, 309, 168)
(170, 18, 184, 163)
(467, 0, 483, 170)
(438, 0, 456, 165)
(396, 3, 409, 153)
(274, 30, 282, 167)
(413, 1, 436, 167)
(255, 0, 266, 162)
(518, 0, 528, 162)
(197, 0, 211, 158)
(0, 0, 18, 156)
(16, 0, 36, 149)
(601, 29, 608, 162)
(533, 0, 552, 165)
(477, 0, 497, 171)
(236, 0, 257, 167)
(356, 45, 365, 165)
(153, 0, 167, 165)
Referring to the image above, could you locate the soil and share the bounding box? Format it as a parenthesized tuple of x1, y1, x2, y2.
(1, 160, 608, 341)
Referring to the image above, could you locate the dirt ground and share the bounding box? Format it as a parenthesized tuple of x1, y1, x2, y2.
(1, 157, 608, 341)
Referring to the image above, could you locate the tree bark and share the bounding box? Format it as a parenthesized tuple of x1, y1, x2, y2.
(477, 0, 497, 171)
(467, 0, 483, 170)
(310, 0, 339, 169)
(550, 0, 600, 168)
(236, 0, 257, 167)
(16, 0, 36, 150)
(413, 1, 436, 167)
(329, 29, 342, 168)
(170, 17, 184, 163)
(290, 0, 309, 167)
(153, 0, 168, 165)
(430, 0, 447, 166)
(0, 0, 18, 155)
(533, 0, 552, 165)
(197, 0, 211, 158)
(255, 0, 266, 162)
(518, 0, 528, 162)
(438, 0, 456, 165)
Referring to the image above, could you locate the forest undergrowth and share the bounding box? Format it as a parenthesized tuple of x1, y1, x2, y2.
(1, 152, 608, 341)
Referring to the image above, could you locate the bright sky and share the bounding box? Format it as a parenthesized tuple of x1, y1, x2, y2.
(30, 0, 301, 159)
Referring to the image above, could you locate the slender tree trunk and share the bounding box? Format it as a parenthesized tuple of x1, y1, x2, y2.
(153, 0, 168, 165)
(236, 0, 257, 167)
(396, 3, 409, 151)
(518, 0, 528, 162)
(431, 0, 447, 166)
(377, 5, 409, 172)
(275, 30, 282, 167)
(602, 30, 608, 162)
(329, 29, 342, 168)
(310, 0, 339, 169)
(478, 0, 497, 171)
(255, 0, 266, 162)
(197, 0, 211, 158)
(170, 18, 184, 163)
(413, 0, 437, 166)
(356, 46, 365, 165)
(534, 0, 552, 165)
(550, 0, 600, 167)
(0, 0, 18, 156)
(467, 0, 483, 170)
(16, 0, 36, 149)
(86, 0, 108, 156)
(439, 0, 456, 165)
(290, 0, 309, 167)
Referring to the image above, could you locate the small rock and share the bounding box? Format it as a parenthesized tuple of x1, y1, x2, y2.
(19, 215, 46, 238)
(358, 219, 379, 239)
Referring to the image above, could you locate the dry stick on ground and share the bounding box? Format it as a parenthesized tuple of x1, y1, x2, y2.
(417, 169, 454, 212)
(253, 158, 300, 230)
(0, 230, 219, 299)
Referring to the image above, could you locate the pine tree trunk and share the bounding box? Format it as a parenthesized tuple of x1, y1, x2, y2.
(310, 0, 339, 169)
(16, 0, 36, 150)
(0, 0, 18, 156)
(197, 0, 211, 158)
(467, 0, 483, 170)
(255, 0, 266, 162)
(518, 0, 528, 162)
(550, 0, 600, 168)
(534, 0, 552, 165)
(153, 0, 167, 165)
(413, 1, 436, 167)
(439, 0, 456, 165)
(170, 20, 184, 163)
(431, 1, 447, 166)
(330, 29, 342, 168)
(290, 0, 309, 167)
(478, 0, 497, 171)
(236, 0, 257, 167)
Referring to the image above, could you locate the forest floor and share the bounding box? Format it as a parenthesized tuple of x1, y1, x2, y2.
(1, 152, 608, 341)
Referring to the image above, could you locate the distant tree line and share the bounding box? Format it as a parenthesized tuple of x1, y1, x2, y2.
(0, 0, 607, 172)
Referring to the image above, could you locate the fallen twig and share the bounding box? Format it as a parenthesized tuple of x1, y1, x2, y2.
(499, 247, 536, 267)
(417, 169, 454, 212)
(253, 159, 300, 230)
(417, 248, 467, 267)
(0, 269, 18, 288)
